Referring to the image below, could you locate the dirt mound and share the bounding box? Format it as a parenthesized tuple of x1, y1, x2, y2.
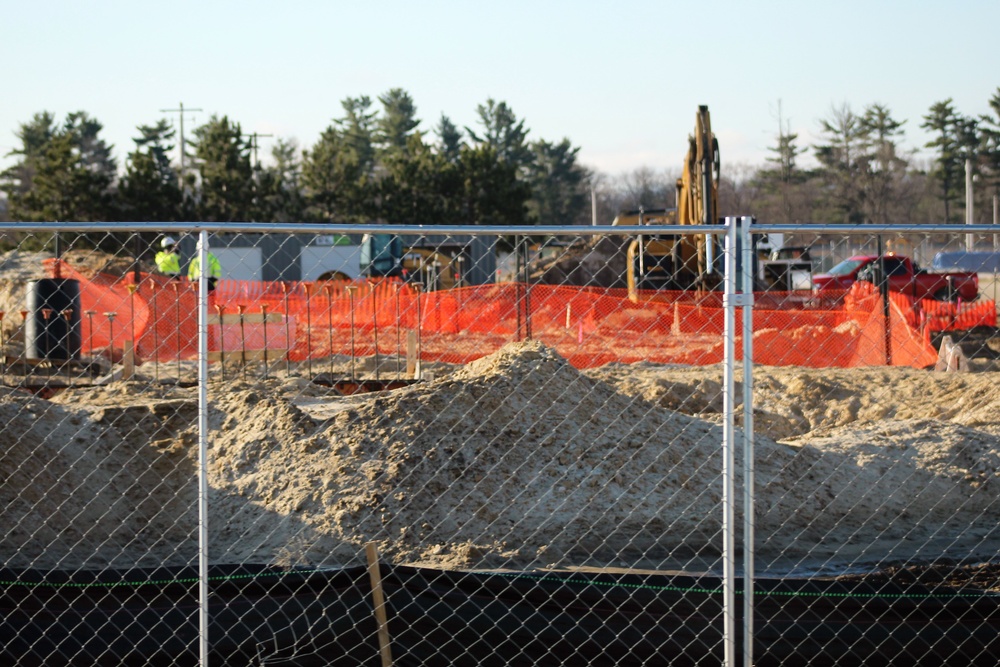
(2, 341, 1000, 573)
(207, 340, 724, 568)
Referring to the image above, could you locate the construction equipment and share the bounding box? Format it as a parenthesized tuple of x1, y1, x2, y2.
(613, 105, 722, 301)
(360, 234, 463, 291)
(360, 234, 404, 278)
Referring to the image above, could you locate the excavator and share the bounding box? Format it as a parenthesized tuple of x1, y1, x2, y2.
(613, 105, 723, 301)
(360, 233, 462, 291)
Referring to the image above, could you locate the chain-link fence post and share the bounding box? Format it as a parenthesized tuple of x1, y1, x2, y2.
(723, 216, 739, 667)
(197, 229, 211, 666)
(740, 216, 757, 667)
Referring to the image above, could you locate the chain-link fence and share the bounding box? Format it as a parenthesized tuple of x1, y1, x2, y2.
(1, 220, 999, 666)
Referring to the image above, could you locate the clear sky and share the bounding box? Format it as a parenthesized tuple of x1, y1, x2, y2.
(2, 0, 998, 179)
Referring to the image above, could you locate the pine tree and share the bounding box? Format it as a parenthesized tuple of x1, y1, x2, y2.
(858, 103, 910, 225)
(378, 133, 450, 223)
(1, 111, 116, 225)
(191, 115, 254, 222)
(814, 103, 866, 223)
(757, 102, 807, 223)
(302, 124, 370, 222)
(336, 96, 377, 175)
(980, 88, 1000, 209)
(454, 143, 531, 225)
(435, 114, 464, 163)
(922, 99, 964, 223)
(376, 88, 420, 153)
(0, 111, 57, 204)
(525, 139, 589, 225)
(466, 98, 532, 169)
(119, 119, 183, 222)
(256, 138, 306, 222)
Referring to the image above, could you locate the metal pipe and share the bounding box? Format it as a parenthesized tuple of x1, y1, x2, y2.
(196, 230, 210, 667)
(994, 195, 999, 250)
(61, 310, 74, 386)
(85, 310, 95, 360)
(127, 284, 137, 360)
(0, 221, 737, 238)
(18, 311, 27, 389)
(371, 282, 380, 382)
(325, 285, 334, 380)
(261, 304, 269, 381)
(214, 305, 226, 382)
(237, 304, 247, 381)
(150, 286, 159, 382)
(104, 312, 116, 362)
(705, 233, 714, 274)
(739, 216, 756, 667)
(413, 283, 423, 379)
(966, 158, 974, 251)
(172, 282, 182, 382)
(722, 216, 737, 667)
(281, 283, 291, 368)
(304, 283, 313, 379)
(395, 284, 402, 379)
(346, 285, 357, 383)
(638, 207, 645, 278)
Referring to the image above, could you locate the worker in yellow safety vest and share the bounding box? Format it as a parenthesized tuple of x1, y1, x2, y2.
(155, 236, 182, 278)
(188, 249, 223, 291)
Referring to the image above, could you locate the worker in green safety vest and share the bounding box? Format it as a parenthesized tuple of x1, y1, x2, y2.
(155, 236, 182, 278)
(188, 249, 222, 291)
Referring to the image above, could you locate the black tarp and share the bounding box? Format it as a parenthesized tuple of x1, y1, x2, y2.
(2, 564, 999, 666)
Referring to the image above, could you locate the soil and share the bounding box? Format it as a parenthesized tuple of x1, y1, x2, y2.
(1, 250, 999, 585)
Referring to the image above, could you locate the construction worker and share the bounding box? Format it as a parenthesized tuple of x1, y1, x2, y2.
(155, 236, 182, 278)
(188, 247, 223, 291)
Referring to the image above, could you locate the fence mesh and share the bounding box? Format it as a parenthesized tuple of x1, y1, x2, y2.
(1, 223, 999, 665)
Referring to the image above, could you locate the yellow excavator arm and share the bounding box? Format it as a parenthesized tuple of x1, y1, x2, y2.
(621, 105, 721, 301)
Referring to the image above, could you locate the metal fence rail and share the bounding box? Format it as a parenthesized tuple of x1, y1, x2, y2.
(0, 220, 998, 666)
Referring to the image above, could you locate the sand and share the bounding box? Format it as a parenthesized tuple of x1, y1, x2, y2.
(0, 340, 997, 577)
(1, 250, 999, 577)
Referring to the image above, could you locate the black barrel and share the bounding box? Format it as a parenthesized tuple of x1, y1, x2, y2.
(25, 279, 82, 361)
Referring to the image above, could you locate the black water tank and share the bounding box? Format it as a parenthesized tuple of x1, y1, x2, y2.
(25, 279, 82, 360)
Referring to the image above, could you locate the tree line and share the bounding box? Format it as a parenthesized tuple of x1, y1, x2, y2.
(2, 88, 999, 241)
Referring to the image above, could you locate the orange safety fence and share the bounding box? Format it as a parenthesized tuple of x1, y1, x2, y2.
(45, 261, 984, 370)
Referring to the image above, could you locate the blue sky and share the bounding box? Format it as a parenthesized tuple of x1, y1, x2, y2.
(2, 0, 998, 179)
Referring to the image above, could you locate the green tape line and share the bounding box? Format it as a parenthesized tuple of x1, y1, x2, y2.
(476, 570, 999, 600)
(2, 567, 996, 601)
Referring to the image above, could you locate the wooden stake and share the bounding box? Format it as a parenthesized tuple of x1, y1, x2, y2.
(123, 340, 135, 379)
(365, 542, 394, 667)
(406, 331, 420, 379)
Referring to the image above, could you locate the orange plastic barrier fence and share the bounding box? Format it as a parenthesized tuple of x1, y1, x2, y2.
(45, 261, 972, 370)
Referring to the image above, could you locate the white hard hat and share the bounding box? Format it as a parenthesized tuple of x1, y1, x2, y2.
(161, 236, 177, 249)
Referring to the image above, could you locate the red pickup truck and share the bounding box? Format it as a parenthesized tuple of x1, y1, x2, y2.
(812, 254, 979, 301)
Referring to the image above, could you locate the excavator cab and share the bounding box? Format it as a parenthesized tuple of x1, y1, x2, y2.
(360, 233, 403, 278)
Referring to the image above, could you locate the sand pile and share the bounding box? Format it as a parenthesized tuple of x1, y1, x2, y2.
(1, 340, 999, 573)
(206, 342, 726, 568)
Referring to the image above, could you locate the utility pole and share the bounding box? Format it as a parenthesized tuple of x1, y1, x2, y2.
(243, 132, 274, 170)
(160, 102, 203, 193)
(242, 132, 274, 222)
(966, 158, 975, 251)
(591, 186, 597, 226)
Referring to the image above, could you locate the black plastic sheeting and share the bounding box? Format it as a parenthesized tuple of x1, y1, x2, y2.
(2, 563, 1000, 666)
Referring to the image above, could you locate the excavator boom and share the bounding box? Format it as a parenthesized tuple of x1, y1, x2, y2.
(621, 105, 722, 300)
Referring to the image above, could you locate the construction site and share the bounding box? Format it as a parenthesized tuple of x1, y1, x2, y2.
(2, 108, 1000, 666)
